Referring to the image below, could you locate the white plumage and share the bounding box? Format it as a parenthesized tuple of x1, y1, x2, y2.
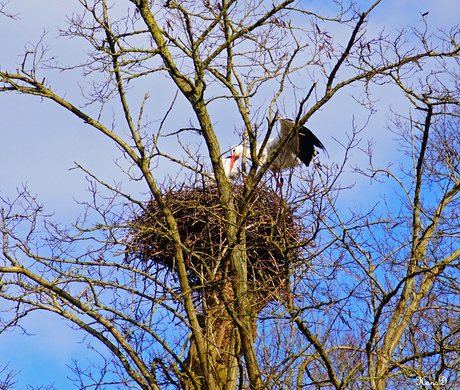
(222, 153, 241, 182)
(227, 118, 325, 181)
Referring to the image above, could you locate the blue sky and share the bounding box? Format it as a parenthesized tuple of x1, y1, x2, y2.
(2, 0, 460, 388)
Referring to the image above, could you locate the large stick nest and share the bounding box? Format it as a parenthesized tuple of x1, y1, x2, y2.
(125, 184, 300, 306)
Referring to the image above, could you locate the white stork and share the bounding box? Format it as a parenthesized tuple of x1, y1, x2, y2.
(205, 153, 241, 184)
(227, 118, 325, 183)
(222, 153, 241, 182)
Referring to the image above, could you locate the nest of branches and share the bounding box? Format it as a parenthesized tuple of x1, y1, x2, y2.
(126, 183, 299, 312)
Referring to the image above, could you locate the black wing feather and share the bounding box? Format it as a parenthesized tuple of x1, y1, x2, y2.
(297, 126, 325, 167)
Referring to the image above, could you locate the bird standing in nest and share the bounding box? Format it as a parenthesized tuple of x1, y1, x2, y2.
(226, 117, 326, 187)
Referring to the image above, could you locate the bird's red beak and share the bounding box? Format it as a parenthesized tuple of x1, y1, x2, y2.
(229, 153, 239, 173)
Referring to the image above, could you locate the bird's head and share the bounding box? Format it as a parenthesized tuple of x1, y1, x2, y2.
(229, 144, 244, 173)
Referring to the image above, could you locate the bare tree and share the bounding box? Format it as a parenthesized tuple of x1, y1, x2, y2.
(1, 0, 460, 389)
